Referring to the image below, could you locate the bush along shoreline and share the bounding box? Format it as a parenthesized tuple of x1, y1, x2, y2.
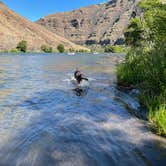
(116, 0, 166, 136)
(0, 41, 89, 53)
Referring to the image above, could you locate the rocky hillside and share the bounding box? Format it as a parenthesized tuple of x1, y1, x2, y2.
(0, 2, 87, 52)
(36, 0, 140, 46)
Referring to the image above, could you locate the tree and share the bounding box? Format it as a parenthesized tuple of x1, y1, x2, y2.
(57, 44, 65, 53)
(16, 40, 27, 52)
(124, 18, 144, 47)
(41, 45, 53, 53)
(69, 48, 75, 52)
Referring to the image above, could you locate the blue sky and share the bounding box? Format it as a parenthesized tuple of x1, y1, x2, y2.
(1, 0, 107, 21)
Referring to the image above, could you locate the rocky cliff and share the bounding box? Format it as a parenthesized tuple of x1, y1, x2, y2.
(36, 0, 140, 46)
(0, 2, 87, 51)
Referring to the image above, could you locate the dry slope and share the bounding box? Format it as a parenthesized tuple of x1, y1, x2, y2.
(37, 0, 140, 46)
(0, 2, 87, 52)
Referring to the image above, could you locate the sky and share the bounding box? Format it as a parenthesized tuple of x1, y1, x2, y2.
(1, 0, 107, 21)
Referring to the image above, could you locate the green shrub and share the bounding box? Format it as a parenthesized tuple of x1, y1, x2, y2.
(78, 49, 88, 53)
(69, 48, 75, 52)
(124, 18, 144, 47)
(57, 44, 65, 53)
(117, 0, 166, 136)
(10, 48, 19, 53)
(139, 0, 161, 10)
(104, 45, 124, 53)
(16, 40, 27, 52)
(41, 45, 53, 53)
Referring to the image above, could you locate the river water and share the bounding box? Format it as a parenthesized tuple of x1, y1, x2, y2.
(0, 53, 165, 166)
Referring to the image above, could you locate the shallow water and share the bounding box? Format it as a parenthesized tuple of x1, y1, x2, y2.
(0, 53, 165, 166)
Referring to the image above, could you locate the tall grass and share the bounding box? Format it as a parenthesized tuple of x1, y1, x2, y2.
(117, 46, 166, 136)
(117, 46, 166, 89)
(117, 0, 166, 136)
(149, 105, 166, 136)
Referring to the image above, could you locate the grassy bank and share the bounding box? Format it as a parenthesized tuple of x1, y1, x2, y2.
(117, 0, 166, 136)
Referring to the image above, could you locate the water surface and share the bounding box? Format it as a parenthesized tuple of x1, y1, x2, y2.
(0, 53, 165, 166)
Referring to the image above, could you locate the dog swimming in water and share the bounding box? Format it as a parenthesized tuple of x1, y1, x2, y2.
(72, 69, 89, 96)
(74, 69, 88, 84)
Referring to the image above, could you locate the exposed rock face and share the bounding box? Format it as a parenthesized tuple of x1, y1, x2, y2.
(0, 2, 87, 51)
(36, 0, 140, 46)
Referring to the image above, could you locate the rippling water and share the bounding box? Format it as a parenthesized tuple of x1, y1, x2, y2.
(0, 53, 165, 166)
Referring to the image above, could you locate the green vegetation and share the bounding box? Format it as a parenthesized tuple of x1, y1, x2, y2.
(10, 48, 20, 53)
(57, 44, 65, 53)
(77, 49, 89, 53)
(16, 40, 27, 52)
(124, 18, 144, 47)
(41, 45, 53, 53)
(117, 0, 166, 136)
(104, 45, 125, 53)
(149, 105, 166, 136)
(69, 48, 75, 52)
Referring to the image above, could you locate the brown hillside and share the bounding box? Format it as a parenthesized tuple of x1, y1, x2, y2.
(36, 0, 140, 46)
(0, 2, 87, 51)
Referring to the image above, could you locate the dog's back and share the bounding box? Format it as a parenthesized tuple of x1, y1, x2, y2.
(74, 70, 88, 84)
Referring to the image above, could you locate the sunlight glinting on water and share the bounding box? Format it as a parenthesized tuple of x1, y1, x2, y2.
(0, 53, 165, 166)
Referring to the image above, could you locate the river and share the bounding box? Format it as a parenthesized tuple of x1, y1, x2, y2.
(0, 53, 165, 166)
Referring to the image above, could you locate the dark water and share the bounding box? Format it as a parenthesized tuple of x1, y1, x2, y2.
(0, 53, 165, 166)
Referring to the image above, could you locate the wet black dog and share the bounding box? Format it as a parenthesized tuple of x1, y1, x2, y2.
(74, 70, 88, 84)
(73, 70, 89, 96)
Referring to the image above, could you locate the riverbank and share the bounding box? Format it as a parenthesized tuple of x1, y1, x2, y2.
(116, 0, 166, 137)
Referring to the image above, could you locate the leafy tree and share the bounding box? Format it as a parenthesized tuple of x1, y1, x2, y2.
(57, 44, 65, 53)
(16, 40, 27, 52)
(124, 18, 144, 47)
(41, 45, 53, 53)
(139, 0, 161, 10)
(69, 48, 75, 52)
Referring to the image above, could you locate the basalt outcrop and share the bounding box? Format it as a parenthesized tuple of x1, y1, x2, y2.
(36, 0, 140, 46)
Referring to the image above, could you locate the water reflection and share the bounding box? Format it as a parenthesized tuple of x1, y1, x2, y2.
(73, 87, 89, 96)
(0, 53, 165, 166)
